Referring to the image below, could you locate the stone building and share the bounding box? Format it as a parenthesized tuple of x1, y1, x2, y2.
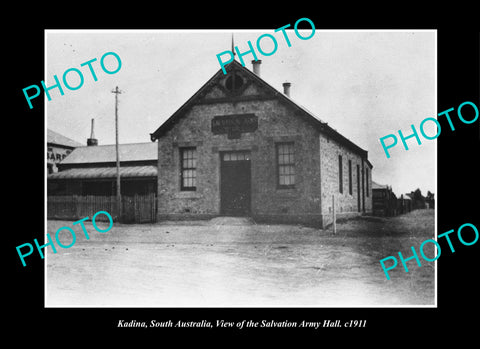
(150, 59, 372, 228)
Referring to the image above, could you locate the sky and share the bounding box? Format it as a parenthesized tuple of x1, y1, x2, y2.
(46, 29, 436, 196)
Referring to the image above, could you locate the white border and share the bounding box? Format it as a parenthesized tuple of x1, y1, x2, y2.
(44, 29, 438, 309)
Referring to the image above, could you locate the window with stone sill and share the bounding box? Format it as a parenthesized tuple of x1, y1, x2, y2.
(180, 147, 197, 191)
(276, 142, 295, 188)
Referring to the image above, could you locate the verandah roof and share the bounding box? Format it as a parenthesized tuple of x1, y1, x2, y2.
(48, 165, 157, 179)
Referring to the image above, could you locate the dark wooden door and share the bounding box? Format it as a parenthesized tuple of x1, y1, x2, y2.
(220, 153, 251, 216)
(122, 196, 135, 223)
(121, 193, 157, 223)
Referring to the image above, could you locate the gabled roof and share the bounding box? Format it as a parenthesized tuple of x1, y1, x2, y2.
(47, 129, 83, 148)
(372, 182, 397, 194)
(60, 142, 158, 165)
(150, 60, 371, 162)
(372, 181, 388, 190)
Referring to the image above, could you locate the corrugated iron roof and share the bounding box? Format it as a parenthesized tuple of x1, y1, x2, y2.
(47, 129, 83, 148)
(372, 181, 388, 189)
(60, 142, 158, 164)
(48, 165, 157, 179)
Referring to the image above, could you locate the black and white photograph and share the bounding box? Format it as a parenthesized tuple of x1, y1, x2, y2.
(8, 6, 480, 341)
(44, 29, 437, 307)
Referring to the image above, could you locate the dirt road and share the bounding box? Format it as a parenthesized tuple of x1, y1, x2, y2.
(46, 210, 435, 307)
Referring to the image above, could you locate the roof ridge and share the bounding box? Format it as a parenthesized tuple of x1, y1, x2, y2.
(47, 128, 84, 147)
(60, 142, 158, 165)
(75, 141, 157, 148)
(150, 59, 368, 158)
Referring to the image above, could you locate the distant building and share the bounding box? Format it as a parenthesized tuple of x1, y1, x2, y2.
(372, 181, 397, 216)
(398, 194, 412, 214)
(47, 129, 83, 174)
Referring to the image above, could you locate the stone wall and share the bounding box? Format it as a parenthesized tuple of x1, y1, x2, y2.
(156, 93, 324, 225)
(319, 133, 372, 227)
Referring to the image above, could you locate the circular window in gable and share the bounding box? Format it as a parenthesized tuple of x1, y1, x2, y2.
(225, 72, 244, 93)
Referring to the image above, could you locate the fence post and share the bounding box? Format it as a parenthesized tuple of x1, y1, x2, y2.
(332, 195, 336, 235)
(152, 192, 156, 223)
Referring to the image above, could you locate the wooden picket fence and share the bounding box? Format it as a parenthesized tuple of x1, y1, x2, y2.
(47, 193, 157, 223)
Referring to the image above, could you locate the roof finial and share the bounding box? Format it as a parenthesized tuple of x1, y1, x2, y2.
(231, 33, 236, 57)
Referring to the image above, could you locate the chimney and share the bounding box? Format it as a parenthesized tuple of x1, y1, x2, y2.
(283, 82, 291, 97)
(251, 59, 262, 76)
(87, 118, 98, 146)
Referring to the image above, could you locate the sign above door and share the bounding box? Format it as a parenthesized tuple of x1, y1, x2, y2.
(211, 113, 258, 139)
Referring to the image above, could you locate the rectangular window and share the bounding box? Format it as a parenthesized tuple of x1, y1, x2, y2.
(366, 168, 369, 197)
(223, 151, 250, 161)
(357, 164, 361, 212)
(180, 147, 196, 191)
(348, 159, 352, 195)
(338, 155, 343, 193)
(277, 142, 295, 188)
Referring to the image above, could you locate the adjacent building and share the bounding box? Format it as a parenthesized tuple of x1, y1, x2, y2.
(47, 131, 158, 223)
(150, 59, 373, 228)
(47, 142, 158, 197)
(47, 129, 83, 174)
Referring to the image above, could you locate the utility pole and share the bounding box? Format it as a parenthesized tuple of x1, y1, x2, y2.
(112, 86, 123, 221)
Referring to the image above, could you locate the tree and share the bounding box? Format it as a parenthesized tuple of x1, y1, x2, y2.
(413, 188, 424, 201)
(410, 188, 426, 209)
(426, 191, 435, 209)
